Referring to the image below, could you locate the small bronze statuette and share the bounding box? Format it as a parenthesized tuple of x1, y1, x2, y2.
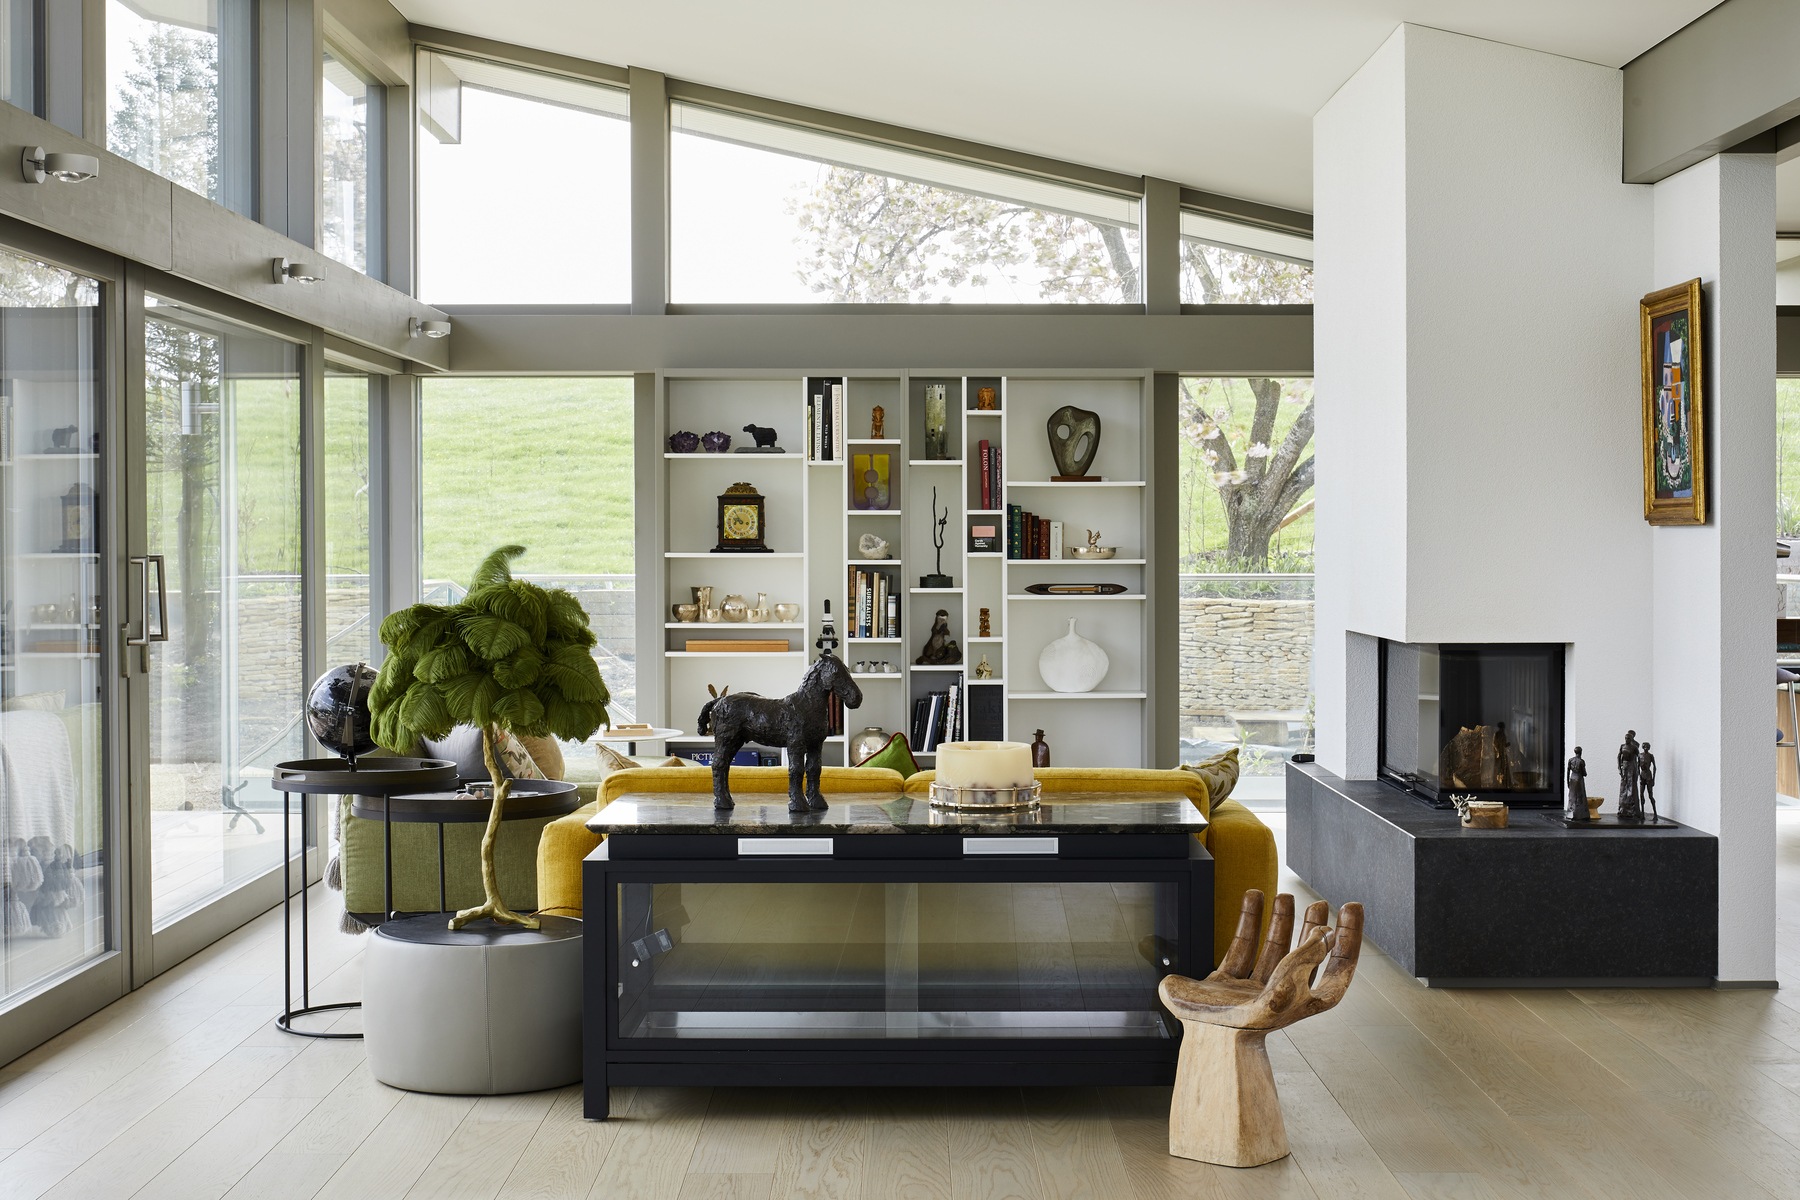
(697, 653, 861, 813)
(1616, 731, 1642, 821)
(870, 405, 885, 438)
(1638, 742, 1657, 822)
(1565, 746, 1588, 821)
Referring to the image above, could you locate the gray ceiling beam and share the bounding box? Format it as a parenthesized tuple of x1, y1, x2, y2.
(1623, 0, 1800, 184)
(438, 309, 1314, 377)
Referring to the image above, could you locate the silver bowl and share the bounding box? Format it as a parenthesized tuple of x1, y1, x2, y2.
(1070, 547, 1117, 560)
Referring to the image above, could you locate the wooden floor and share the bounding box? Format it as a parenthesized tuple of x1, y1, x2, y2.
(7, 811, 1800, 1199)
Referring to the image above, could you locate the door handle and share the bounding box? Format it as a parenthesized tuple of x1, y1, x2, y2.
(122, 555, 168, 674)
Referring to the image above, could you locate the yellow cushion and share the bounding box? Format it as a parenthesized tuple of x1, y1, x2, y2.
(904, 765, 1273, 963)
(1180, 747, 1240, 808)
(535, 765, 906, 917)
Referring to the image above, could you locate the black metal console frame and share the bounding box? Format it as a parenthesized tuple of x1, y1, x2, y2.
(581, 834, 1212, 1120)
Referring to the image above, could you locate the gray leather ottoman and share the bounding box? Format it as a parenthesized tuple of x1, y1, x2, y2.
(364, 915, 582, 1094)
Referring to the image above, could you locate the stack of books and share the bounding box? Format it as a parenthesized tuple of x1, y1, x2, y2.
(1006, 504, 1065, 559)
(975, 439, 1002, 508)
(847, 567, 899, 638)
(910, 684, 963, 752)
(807, 378, 845, 462)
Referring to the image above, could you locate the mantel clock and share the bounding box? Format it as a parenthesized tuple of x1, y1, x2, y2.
(714, 482, 771, 553)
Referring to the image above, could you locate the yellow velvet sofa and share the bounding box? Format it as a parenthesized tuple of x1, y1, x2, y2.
(536, 762, 1275, 964)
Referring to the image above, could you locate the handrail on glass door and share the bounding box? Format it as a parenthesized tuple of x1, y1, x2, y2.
(122, 554, 169, 673)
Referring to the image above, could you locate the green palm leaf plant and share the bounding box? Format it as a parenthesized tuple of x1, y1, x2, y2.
(369, 545, 609, 930)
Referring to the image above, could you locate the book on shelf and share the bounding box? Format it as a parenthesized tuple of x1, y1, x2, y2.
(832, 381, 844, 462)
(1006, 503, 1068, 559)
(911, 685, 964, 751)
(1049, 520, 1063, 561)
(978, 439, 992, 509)
(847, 566, 900, 639)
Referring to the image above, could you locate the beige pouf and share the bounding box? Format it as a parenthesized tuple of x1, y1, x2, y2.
(364, 914, 582, 1094)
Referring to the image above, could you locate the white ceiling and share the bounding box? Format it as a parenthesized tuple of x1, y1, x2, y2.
(394, 0, 1722, 213)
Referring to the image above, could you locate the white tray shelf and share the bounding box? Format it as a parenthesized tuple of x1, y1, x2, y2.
(663, 622, 803, 630)
(845, 637, 902, 644)
(663, 453, 803, 461)
(1008, 593, 1146, 601)
(1009, 558, 1147, 566)
(1009, 691, 1148, 700)
(664, 650, 804, 659)
(846, 438, 902, 446)
(909, 587, 962, 595)
(847, 558, 902, 567)
(1007, 480, 1147, 489)
(849, 672, 904, 681)
(847, 509, 902, 516)
(908, 460, 962, 467)
(664, 551, 804, 559)
(913, 664, 965, 673)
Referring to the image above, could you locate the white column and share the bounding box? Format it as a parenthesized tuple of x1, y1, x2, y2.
(1651, 155, 1777, 985)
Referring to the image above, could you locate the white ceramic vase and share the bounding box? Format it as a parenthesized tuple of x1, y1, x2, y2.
(1038, 618, 1108, 693)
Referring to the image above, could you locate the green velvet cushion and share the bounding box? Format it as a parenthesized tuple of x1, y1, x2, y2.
(856, 732, 920, 777)
(338, 797, 553, 917)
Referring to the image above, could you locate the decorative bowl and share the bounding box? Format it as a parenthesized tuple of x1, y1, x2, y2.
(1070, 547, 1116, 560)
(720, 594, 750, 622)
(672, 603, 699, 622)
(701, 430, 732, 453)
(668, 430, 700, 453)
(773, 602, 801, 622)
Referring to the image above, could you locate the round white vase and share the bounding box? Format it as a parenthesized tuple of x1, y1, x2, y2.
(1038, 618, 1108, 693)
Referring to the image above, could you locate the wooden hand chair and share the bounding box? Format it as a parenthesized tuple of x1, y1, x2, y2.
(1157, 890, 1365, 1167)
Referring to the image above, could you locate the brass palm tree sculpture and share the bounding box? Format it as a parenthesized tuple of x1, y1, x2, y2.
(1157, 891, 1365, 1167)
(369, 545, 610, 932)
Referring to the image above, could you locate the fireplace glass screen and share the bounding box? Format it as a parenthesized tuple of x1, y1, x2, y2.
(1379, 641, 1564, 808)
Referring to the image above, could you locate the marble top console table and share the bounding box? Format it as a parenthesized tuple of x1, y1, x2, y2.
(581, 791, 1212, 1118)
(1286, 763, 1718, 987)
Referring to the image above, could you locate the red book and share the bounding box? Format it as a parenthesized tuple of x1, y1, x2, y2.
(979, 440, 992, 510)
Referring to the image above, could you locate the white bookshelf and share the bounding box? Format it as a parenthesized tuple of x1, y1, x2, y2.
(651, 370, 1153, 769)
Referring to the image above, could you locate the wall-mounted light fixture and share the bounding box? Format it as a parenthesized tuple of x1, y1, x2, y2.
(410, 318, 452, 339)
(21, 146, 99, 184)
(271, 257, 321, 285)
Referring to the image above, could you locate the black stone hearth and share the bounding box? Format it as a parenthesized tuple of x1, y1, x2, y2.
(1286, 762, 1717, 986)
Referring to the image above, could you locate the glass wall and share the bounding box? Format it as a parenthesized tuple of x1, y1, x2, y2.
(416, 53, 629, 304)
(0, 250, 107, 1005)
(0, 0, 34, 113)
(671, 104, 1141, 304)
(1177, 377, 1315, 789)
(1179, 211, 1313, 305)
(322, 47, 384, 277)
(106, 0, 256, 215)
(418, 377, 636, 732)
(325, 371, 373, 665)
(143, 297, 301, 925)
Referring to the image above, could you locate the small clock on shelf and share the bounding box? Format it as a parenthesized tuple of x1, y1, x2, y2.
(713, 482, 771, 553)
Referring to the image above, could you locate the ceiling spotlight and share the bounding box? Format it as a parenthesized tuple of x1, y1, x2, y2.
(410, 318, 452, 339)
(271, 257, 321, 285)
(21, 146, 99, 184)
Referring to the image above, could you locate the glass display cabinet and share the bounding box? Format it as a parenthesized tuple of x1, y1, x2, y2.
(582, 793, 1212, 1119)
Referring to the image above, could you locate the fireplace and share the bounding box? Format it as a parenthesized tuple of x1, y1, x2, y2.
(1378, 640, 1564, 809)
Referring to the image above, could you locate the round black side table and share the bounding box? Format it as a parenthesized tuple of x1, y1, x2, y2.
(270, 757, 459, 1040)
(350, 779, 581, 920)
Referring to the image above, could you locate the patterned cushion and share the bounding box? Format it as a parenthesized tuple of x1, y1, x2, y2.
(855, 732, 920, 777)
(595, 743, 685, 780)
(1180, 747, 1241, 808)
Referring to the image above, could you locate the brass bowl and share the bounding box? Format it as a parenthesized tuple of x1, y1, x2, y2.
(1070, 547, 1116, 560)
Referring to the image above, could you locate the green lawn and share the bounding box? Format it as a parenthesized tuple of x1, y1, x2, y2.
(419, 376, 636, 585)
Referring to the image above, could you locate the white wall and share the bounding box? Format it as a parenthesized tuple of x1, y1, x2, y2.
(1651, 155, 1777, 983)
(1314, 24, 1776, 981)
(1314, 24, 1653, 778)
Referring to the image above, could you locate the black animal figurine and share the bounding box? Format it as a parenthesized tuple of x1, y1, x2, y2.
(742, 423, 780, 449)
(696, 652, 863, 813)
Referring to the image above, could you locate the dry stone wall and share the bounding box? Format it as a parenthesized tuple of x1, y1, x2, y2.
(1180, 596, 1313, 723)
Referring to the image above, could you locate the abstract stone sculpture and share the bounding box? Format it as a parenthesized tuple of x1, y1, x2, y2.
(1046, 404, 1101, 479)
(916, 609, 962, 665)
(1159, 891, 1365, 1167)
(696, 652, 863, 813)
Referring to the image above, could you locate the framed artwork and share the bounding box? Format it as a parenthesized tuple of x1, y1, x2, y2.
(1639, 278, 1705, 525)
(852, 452, 891, 510)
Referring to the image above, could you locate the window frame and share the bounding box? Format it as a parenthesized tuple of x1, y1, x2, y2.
(320, 39, 386, 280)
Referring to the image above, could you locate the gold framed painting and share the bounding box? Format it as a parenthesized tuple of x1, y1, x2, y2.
(1640, 278, 1706, 525)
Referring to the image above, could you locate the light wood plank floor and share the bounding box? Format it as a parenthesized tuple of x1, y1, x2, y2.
(6, 812, 1800, 1199)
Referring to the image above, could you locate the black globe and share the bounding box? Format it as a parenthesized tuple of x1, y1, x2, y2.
(306, 663, 379, 760)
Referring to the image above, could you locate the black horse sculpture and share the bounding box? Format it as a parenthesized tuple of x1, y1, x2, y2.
(696, 652, 862, 812)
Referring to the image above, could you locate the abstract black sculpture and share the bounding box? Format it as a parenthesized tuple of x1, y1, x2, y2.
(697, 652, 863, 813)
(742, 423, 780, 449)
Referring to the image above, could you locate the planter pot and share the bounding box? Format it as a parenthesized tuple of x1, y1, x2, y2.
(1038, 618, 1108, 693)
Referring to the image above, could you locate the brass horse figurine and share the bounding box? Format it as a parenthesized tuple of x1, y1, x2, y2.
(697, 652, 863, 812)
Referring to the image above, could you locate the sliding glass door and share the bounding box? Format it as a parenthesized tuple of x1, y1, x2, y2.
(0, 251, 110, 1005)
(140, 297, 303, 933)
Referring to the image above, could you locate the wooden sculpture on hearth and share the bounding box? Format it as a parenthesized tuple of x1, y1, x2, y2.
(1158, 890, 1365, 1167)
(697, 652, 863, 813)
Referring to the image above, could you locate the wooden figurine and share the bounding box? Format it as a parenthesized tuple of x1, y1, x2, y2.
(978, 607, 992, 638)
(1159, 891, 1365, 1167)
(696, 653, 862, 813)
(870, 406, 885, 439)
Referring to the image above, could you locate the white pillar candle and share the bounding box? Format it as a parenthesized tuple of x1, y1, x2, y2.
(936, 741, 1034, 790)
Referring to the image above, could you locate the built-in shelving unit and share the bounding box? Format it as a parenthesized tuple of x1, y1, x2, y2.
(649, 370, 1152, 768)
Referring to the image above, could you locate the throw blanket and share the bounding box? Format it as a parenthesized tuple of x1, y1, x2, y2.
(0, 710, 75, 848)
